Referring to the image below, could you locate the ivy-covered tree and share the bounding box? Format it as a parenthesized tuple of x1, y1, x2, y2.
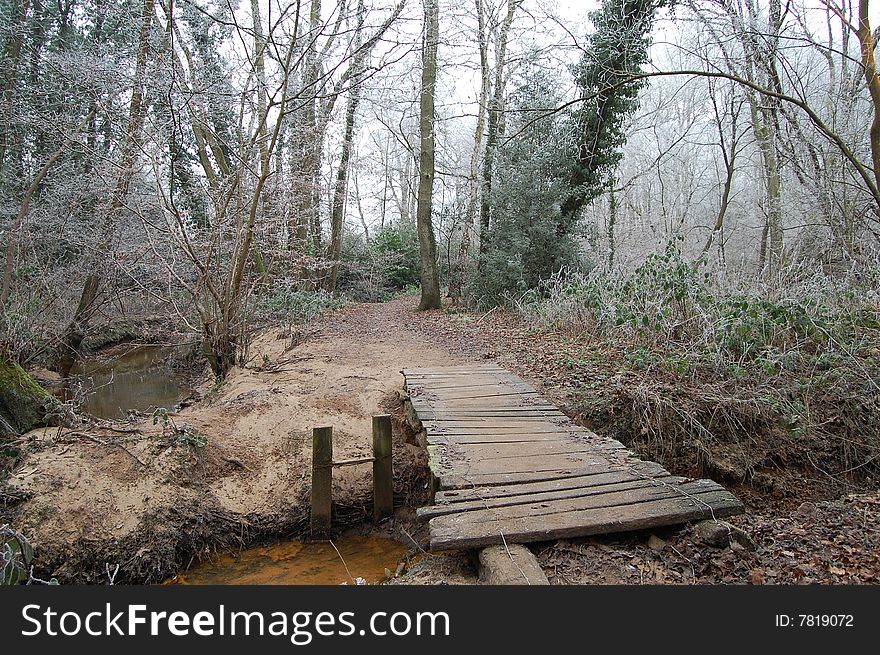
(561, 0, 660, 228)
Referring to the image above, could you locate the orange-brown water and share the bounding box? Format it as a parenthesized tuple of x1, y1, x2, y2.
(169, 536, 408, 585)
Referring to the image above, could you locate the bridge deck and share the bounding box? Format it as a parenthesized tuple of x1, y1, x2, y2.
(404, 364, 744, 551)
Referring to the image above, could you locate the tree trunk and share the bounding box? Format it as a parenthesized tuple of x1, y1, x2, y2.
(856, 0, 880, 207)
(607, 190, 617, 268)
(327, 0, 366, 292)
(416, 0, 441, 310)
(289, 0, 323, 256)
(703, 87, 739, 258)
(450, 0, 489, 301)
(750, 100, 782, 273)
(477, 0, 518, 271)
(54, 0, 155, 377)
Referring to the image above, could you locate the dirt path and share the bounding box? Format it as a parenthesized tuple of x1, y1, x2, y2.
(5, 298, 466, 583)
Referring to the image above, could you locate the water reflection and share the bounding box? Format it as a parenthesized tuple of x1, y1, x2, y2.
(171, 535, 408, 585)
(59, 344, 192, 419)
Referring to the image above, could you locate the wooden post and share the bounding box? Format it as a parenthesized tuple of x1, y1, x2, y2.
(311, 426, 333, 537)
(372, 414, 393, 521)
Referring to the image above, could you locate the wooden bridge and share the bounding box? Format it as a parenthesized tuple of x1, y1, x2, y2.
(404, 364, 744, 551)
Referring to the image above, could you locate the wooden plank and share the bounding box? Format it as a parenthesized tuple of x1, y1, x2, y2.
(433, 462, 668, 503)
(429, 489, 744, 550)
(419, 411, 564, 419)
(418, 475, 682, 520)
(424, 423, 577, 432)
(439, 465, 634, 490)
(429, 478, 727, 526)
(410, 400, 560, 411)
(413, 395, 561, 413)
(427, 437, 626, 456)
(420, 390, 542, 401)
(428, 436, 624, 452)
(426, 432, 590, 444)
(421, 415, 570, 424)
(333, 456, 375, 467)
(406, 373, 519, 382)
(417, 412, 567, 421)
(433, 440, 614, 461)
(408, 381, 536, 393)
(421, 415, 570, 423)
(412, 404, 561, 414)
(433, 450, 618, 478)
(409, 377, 525, 385)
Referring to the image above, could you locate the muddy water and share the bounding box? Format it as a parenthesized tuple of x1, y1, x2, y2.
(171, 536, 408, 585)
(61, 344, 191, 419)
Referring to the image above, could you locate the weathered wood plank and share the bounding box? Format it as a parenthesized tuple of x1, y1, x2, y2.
(421, 416, 571, 425)
(421, 390, 542, 401)
(439, 466, 631, 490)
(310, 426, 333, 537)
(423, 422, 576, 432)
(372, 415, 393, 521)
(408, 381, 536, 393)
(429, 489, 745, 550)
(418, 475, 684, 520)
(432, 440, 622, 462)
(412, 401, 565, 412)
(410, 402, 561, 412)
(426, 432, 581, 444)
(413, 395, 561, 413)
(433, 451, 619, 479)
(432, 462, 668, 504)
(430, 478, 727, 526)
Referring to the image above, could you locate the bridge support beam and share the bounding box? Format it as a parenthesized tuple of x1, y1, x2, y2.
(477, 544, 549, 585)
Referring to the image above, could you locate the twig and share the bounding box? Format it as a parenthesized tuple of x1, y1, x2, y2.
(500, 531, 530, 585)
(222, 455, 253, 471)
(328, 539, 357, 585)
(105, 563, 120, 585)
(61, 432, 148, 467)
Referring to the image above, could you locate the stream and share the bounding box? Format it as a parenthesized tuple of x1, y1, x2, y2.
(60, 346, 408, 584)
(169, 535, 409, 585)
(58, 344, 192, 419)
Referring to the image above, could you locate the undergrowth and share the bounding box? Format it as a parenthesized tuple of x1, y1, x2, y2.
(514, 241, 880, 498)
(255, 281, 347, 349)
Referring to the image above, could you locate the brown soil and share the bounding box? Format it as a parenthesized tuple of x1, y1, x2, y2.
(2, 298, 466, 583)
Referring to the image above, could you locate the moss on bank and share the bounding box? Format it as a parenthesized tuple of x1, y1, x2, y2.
(0, 358, 57, 437)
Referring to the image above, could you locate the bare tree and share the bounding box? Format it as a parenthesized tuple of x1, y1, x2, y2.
(54, 0, 156, 377)
(478, 0, 519, 270)
(416, 0, 441, 309)
(449, 0, 490, 300)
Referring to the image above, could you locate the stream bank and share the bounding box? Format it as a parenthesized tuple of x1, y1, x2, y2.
(2, 300, 462, 583)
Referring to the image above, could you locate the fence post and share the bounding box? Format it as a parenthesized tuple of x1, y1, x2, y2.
(311, 426, 333, 537)
(372, 414, 393, 521)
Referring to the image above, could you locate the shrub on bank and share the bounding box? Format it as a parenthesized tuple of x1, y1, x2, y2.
(511, 244, 880, 491)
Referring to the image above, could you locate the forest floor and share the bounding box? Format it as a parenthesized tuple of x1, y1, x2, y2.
(3, 296, 879, 584)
